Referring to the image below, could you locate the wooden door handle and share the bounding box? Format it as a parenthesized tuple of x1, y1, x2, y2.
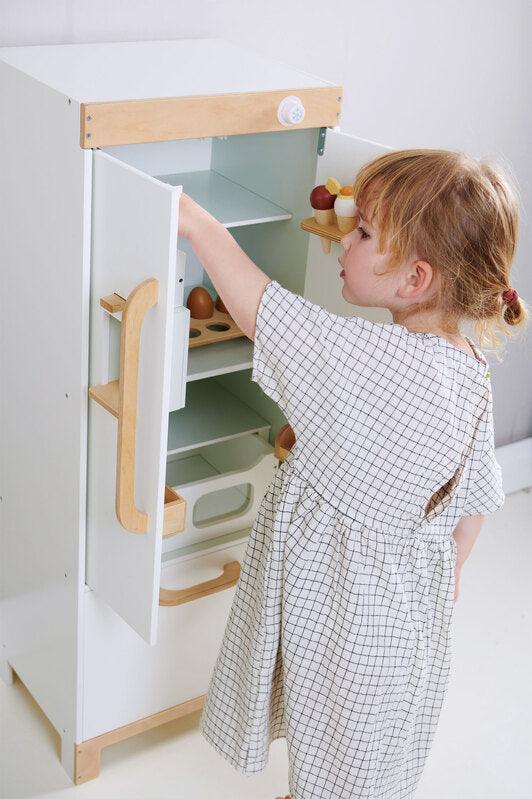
(159, 560, 241, 606)
(115, 278, 158, 533)
(90, 278, 186, 536)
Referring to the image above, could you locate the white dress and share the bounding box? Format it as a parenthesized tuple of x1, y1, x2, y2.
(199, 280, 506, 799)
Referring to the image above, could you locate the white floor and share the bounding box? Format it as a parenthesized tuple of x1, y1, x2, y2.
(1, 488, 531, 799)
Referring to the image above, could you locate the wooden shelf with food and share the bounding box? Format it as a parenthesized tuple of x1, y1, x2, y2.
(300, 176, 357, 252)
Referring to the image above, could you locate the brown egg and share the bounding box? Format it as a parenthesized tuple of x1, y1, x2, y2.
(215, 294, 229, 314)
(187, 286, 214, 319)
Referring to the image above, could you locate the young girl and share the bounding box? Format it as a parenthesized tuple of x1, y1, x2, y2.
(177, 149, 527, 799)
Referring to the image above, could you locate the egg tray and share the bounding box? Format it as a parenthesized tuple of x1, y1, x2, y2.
(188, 308, 246, 348)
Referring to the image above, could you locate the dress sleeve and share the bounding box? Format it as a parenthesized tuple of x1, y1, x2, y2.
(460, 382, 506, 517)
(251, 279, 377, 437)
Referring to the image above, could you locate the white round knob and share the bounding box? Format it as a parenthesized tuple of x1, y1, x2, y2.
(277, 95, 306, 127)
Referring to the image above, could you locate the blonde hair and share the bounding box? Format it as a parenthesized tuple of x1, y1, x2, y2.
(352, 148, 528, 353)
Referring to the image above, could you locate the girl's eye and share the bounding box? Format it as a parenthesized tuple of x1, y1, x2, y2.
(357, 226, 370, 240)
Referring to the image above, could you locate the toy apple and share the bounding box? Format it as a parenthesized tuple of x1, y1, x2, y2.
(309, 177, 341, 253)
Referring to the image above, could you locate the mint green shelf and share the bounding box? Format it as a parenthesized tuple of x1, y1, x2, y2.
(156, 169, 292, 228)
(167, 378, 270, 454)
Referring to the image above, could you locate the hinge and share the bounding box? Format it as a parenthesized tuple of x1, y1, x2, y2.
(317, 127, 327, 156)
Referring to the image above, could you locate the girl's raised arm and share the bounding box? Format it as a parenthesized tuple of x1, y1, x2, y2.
(178, 192, 271, 340)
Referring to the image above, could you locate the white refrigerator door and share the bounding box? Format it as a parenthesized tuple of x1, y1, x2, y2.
(304, 128, 393, 317)
(87, 150, 181, 645)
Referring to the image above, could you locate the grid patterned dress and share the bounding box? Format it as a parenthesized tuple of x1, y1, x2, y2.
(199, 280, 506, 799)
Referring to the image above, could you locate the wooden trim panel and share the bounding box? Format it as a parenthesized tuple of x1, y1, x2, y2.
(74, 694, 206, 783)
(80, 86, 342, 147)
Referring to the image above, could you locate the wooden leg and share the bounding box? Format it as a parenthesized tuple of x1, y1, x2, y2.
(74, 739, 102, 784)
(73, 694, 206, 784)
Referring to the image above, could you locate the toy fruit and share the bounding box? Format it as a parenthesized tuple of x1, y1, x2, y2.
(310, 184, 336, 214)
(325, 177, 342, 195)
(334, 186, 357, 233)
(187, 286, 214, 319)
(309, 177, 340, 253)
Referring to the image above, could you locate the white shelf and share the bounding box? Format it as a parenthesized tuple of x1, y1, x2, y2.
(167, 379, 270, 454)
(156, 169, 292, 228)
(161, 526, 251, 564)
(186, 337, 254, 381)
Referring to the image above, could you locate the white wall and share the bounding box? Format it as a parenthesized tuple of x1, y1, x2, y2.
(1, 0, 530, 445)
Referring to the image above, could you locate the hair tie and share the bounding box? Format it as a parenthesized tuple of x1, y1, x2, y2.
(502, 287, 519, 306)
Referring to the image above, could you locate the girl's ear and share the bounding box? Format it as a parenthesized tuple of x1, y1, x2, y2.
(398, 259, 435, 299)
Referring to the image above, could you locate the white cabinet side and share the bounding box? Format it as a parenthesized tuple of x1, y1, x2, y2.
(0, 60, 91, 765)
(304, 128, 394, 318)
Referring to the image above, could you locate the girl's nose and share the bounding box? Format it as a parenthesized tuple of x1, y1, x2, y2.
(340, 234, 351, 251)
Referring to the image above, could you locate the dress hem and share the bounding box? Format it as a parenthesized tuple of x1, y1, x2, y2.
(200, 725, 272, 775)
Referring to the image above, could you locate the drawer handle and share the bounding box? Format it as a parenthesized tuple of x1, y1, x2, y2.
(159, 560, 241, 606)
(89, 278, 186, 535)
